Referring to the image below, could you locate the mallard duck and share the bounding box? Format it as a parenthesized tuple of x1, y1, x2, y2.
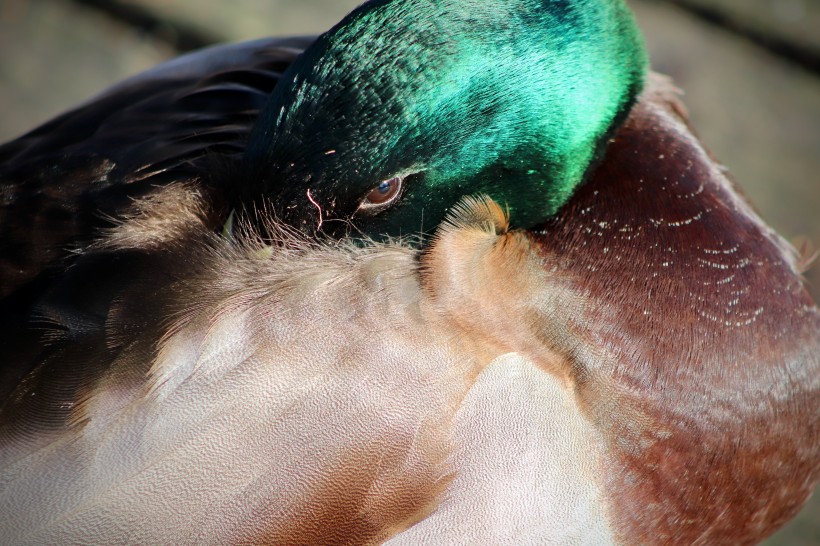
(0, 0, 645, 297)
(0, 0, 817, 544)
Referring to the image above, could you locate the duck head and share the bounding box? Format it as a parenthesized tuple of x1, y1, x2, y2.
(243, 0, 647, 237)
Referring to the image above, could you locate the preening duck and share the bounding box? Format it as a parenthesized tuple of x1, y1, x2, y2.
(0, 0, 817, 544)
(0, 0, 645, 296)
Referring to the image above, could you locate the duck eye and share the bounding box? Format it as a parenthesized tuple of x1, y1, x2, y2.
(358, 175, 403, 212)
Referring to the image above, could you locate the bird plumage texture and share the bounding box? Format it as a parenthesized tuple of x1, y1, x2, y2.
(0, 37, 311, 300)
(0, 0, 817, 544)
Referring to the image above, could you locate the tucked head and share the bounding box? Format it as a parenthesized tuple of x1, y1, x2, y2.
(244, 0, 647, 238)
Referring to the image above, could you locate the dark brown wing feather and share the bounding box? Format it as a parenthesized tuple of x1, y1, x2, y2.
(0, 36, 314, 300)
(0, 37, 314, 415)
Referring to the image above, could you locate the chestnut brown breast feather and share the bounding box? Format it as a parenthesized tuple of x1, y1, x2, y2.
(528, 75, 820, 544)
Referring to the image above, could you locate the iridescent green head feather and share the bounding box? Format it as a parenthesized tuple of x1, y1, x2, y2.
(245, 0, 647, 237)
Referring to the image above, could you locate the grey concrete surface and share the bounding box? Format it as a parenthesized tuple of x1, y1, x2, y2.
(0, 1, 817, 542)
(0, 0, 174, 141)
(676, 0, 820, 57)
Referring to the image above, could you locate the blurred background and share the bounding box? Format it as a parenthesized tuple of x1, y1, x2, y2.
(0, 1, 817, 542)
